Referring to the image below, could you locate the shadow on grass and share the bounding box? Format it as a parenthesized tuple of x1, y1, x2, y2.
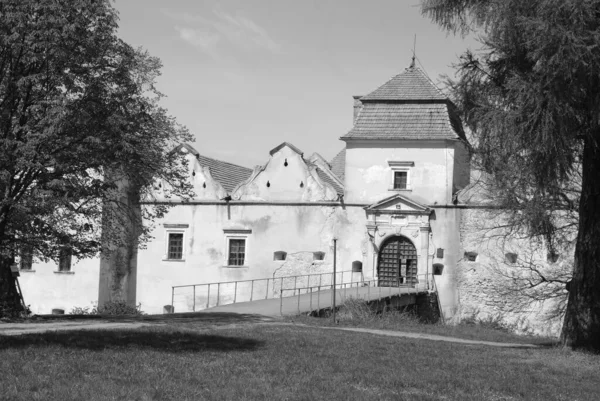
(0, 329, 263, 353)
(30, 312, 277, 325)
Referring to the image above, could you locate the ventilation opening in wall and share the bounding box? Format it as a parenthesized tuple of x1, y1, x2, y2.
(313, 251, 325, 261)
(505, 252, 518, 264)
(547, 251, 560, 263)
(464, 251, 478, 262)
(273, 251, 287, 261)
(433, 263, 444, 275)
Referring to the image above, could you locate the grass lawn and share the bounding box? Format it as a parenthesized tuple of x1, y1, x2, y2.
(286, 298, 558, 346)
(288, 314, 557, 346)
(1, 321, 599, 401)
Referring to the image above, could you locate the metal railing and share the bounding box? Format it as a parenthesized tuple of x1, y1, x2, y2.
(171, 270, 360, 313)
(278, 273, 430, 316)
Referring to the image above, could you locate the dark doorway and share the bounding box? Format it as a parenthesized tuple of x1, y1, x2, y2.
(377, 236, 418, 286)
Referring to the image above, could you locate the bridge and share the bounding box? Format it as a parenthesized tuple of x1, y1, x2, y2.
(170, 271, 436, 317)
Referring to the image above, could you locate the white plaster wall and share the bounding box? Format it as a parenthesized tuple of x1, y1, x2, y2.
(232, 146, 337, 201)
(429, 207, 462, 320)
(18, 257, 99, 314)
(344, 141, 455, 205)
(138, 203, 369, 314)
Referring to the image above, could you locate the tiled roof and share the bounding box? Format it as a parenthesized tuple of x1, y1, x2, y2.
(330, 148, 346, 182)
(316, 167, 344, 196)
(173, 144, 253, 193)
(360, 66, 447, 101)
(341, 103, 465, 141)
(197, 154, 253, 193)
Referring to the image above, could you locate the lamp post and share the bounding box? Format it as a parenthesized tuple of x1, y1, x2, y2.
(332, 238, 337, 323)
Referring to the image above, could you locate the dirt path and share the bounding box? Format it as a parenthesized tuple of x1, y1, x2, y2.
(319, 326, 540, 348)
(0, 313, 541, 348)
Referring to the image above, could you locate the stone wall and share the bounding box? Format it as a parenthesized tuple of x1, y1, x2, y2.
(456, 207, 570, 336)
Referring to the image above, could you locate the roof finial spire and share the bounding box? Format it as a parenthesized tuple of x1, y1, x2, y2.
(410, 34, 416, 68)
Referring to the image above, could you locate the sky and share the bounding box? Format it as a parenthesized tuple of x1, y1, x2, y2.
(114, 0, 478, 168)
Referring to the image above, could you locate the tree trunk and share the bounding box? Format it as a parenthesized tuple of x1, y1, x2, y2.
(98, 169, 141, 308)
(560, 137, 600, 351)
(0, 255, 25, 318)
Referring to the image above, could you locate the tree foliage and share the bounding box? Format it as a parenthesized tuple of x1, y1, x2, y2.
(422, 0, 600, 350)
(0, 0, 192, 315)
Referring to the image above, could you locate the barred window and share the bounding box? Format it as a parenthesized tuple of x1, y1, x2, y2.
(168, 233, 184, 260)
(228, 239, 246, 266)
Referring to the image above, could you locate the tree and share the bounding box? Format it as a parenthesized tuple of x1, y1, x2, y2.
(422, 0, 600, 351)
(0, 0, 192, 317)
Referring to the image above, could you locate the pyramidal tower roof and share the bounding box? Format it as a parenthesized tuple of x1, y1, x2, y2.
(341, 62, 466, 142)
(360, 65, 447, 102)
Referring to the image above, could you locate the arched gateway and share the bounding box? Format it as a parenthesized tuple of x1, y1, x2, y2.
(377, 236, 418, 286)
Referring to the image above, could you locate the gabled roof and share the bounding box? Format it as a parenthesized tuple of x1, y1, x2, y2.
(330, 148, 346, 182)
(360, 66, 447, 102)
(307, 152, 344, 197)
(365, 193, 430, 213)
(173, 144, 253, 193)
(316, 168, 344, 197)
(269, 142, 304, 157)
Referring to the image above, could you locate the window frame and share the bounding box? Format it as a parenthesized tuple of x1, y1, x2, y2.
(393, 171, 409, 190)
(166, 232, 185, 261)
(19, 245, 34, 271)
(163, 227, 187, 262)
(223, 229, 251, 268)
(58, 247, 72, 272)
(388, 161, 414, 191)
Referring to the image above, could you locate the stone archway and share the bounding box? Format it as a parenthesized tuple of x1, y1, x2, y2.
(377, 235, 418, 287)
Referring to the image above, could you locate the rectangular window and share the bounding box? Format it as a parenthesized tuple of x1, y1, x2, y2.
(58, 248, 72, 272)
(228, 239, 246, 266)
(393, 171, 408, 189)
(20, 245, 33, 270)
(167, 233, 184, 260)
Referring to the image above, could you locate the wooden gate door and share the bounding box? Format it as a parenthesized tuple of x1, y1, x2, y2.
(377, 236, 418, 286)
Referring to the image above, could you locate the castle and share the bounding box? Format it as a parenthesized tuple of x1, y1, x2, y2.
(18, 63, 564, 335)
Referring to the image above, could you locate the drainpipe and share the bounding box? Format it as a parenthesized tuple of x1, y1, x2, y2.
(332, 238, 337, 323)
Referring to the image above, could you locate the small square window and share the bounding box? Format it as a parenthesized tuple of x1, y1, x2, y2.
(393, 171, 408, 189)
(168, 233, 184, 260)
(58, 248, 72, 272)
(228, 239, 246, 266)
(464, 251, 478, 262)
(505, 252, 518, 264)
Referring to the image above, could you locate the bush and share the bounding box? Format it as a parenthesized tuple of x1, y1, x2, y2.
(69, 301, 145, 316)
(96, 301, 145, 316)
(0, 301, 31, 320)
(334, 297, 421, 326)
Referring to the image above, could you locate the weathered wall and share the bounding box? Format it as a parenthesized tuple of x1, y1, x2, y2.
(344, 140, 455, 205)
(456, 207, 568, 336)
(140, 203, 369, 314)
(429, 207, 462, 319)
(17, 257, 99, 314)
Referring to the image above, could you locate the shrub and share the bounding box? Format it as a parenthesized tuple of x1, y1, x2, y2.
(334, 297, 421, 326)
(96, 301, 145, 316)
(69, 301, 145, 316)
